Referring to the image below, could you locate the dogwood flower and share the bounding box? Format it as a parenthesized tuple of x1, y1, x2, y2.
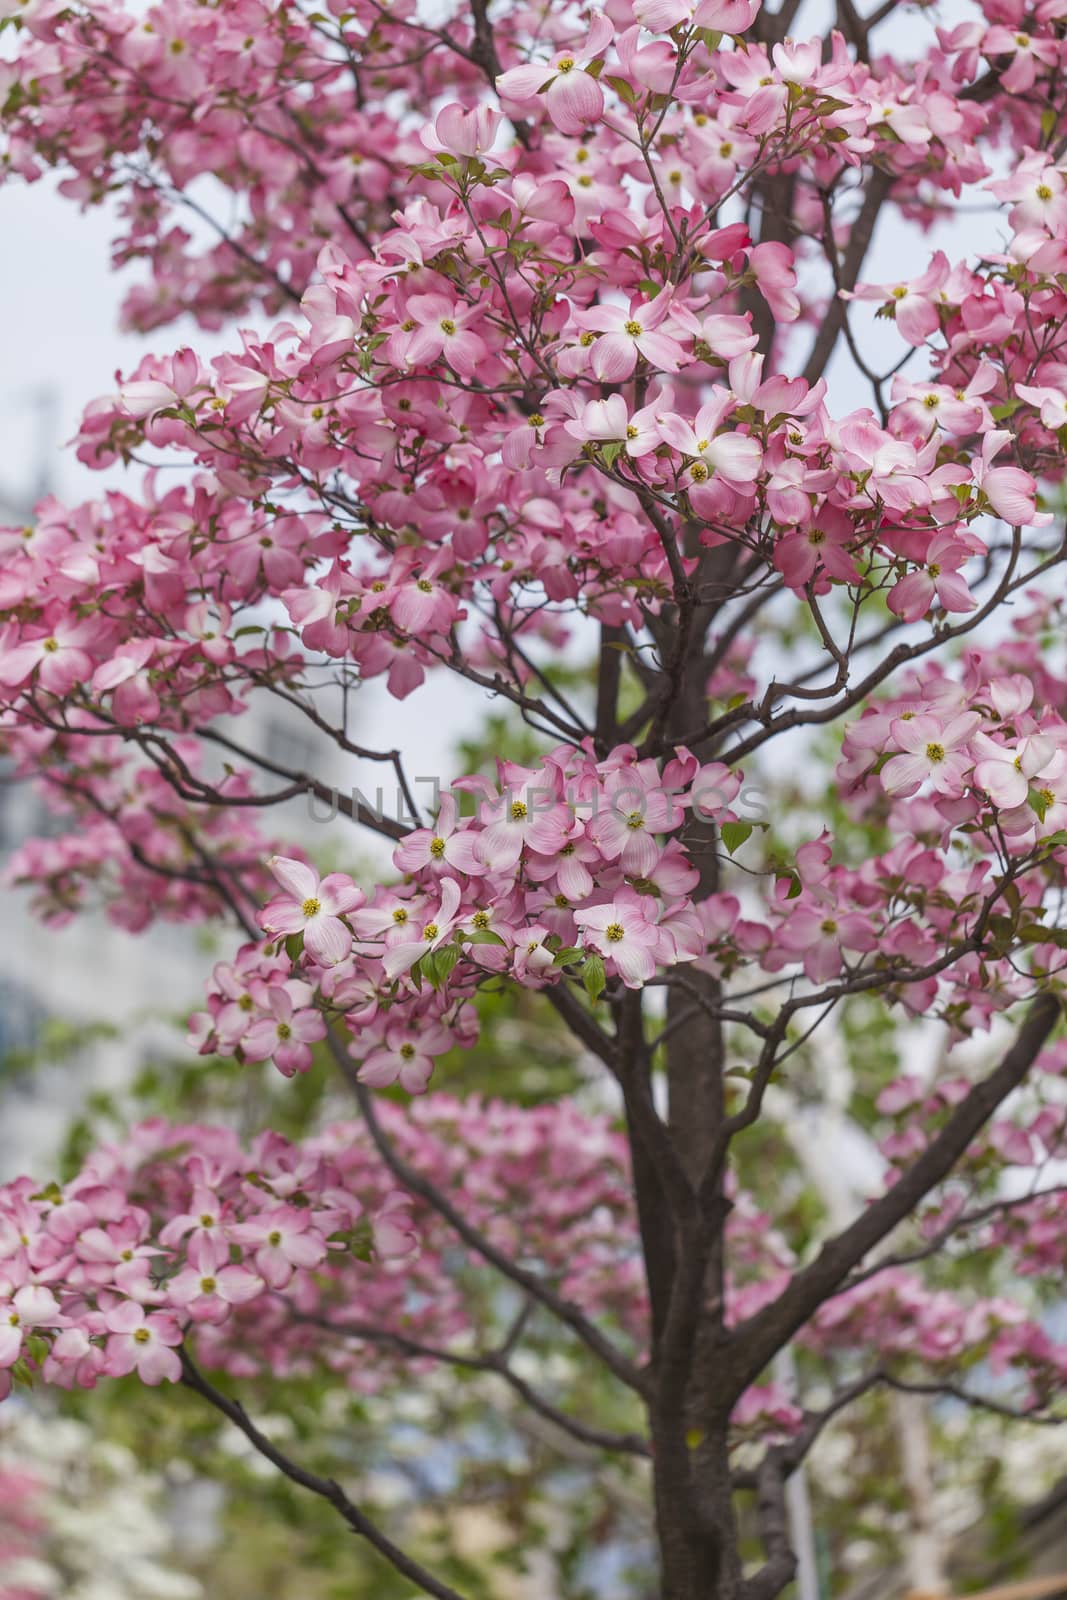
(261, 857, 364, 964)
(577, 293, 691, 381)
(972, 732, 1057, 810)
(103, 1303, 182, 1385)
(882, 712, 981, 796)
(574, 890, 666, 987)
(496, 18, 612, 135)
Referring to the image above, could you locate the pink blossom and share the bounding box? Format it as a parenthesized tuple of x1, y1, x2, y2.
(496, 19, 612, 135)
(227, 1207, 329, 1289)
(574, 890, 666, 987)
(577, 293, 691, 381)
(242, 983, 326, 1077)
(421, 103, 503, 158)
(882, 713, 980, 797)
(261, 857, 364, 965)
(401, 294, 488, 379)
(103, 1303, 182, 1385)
(887, 531, 978, 621)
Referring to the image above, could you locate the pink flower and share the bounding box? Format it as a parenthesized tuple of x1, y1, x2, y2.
(635, 0, 758, 31)
(421, 102, 503, 158)
(748, 242, 800, 322)
(887, 531, 977, 621)
(476, 770, 572, 871)
(972, 732, 1056, 810)
(775, 509, 859, 590)
(104, 1303, 182, 1385)
(261, 857, 364, 965)
(1016, 383, 1067, 430)
(0, 1283, 59, 1368)
(167, 1263, 264, 1323)
(882, 712, 980, 797)
(373, 1193, 418, 1261)
(242, 983, 326, 1077)
(973, 432, 1038, 525)
(574, 890, 666, 987)
(577, 292, 691, 381)
(381, 877, 463, 980)
(227, 1207, 329, 1288)
(496, 18, 612, 135)
(358, 1021, 450, 1094)
(393, 794, 484, 876)
(657, 397, 762, 491)
(776, 905, 877, 984)
(585, 763, 685, 876)
(851, 253, 949, 346)
(0, 617, 99, 694)
(401, 294, 488, 378)
(562, 395, 661, 458)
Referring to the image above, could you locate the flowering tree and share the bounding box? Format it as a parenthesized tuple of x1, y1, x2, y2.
(4, 0, 1067, 1593)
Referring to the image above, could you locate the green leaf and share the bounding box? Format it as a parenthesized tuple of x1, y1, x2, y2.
(991, 400, 1022, 421)
(1029, 787, 1051, 821)
(720, 821, 753, 856)
(466, 927, 506, 946)
(553, 946, 584, 966)
(435, 944, 463, 980)
(421, 950, 443, 989)
(25, 1334, 50, 1367)
(284, 932, 304, 962)
(604, 74, 638, 106)
(583, 954, 606, 1002)
(600, 440, 625, 469)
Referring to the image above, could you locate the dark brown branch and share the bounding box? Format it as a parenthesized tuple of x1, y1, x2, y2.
(179, 1350, 468, 1600)
(324, 1028, 649, 1395)
(283, 1307, 651, 1456)
(728, 993, 1062, 1396)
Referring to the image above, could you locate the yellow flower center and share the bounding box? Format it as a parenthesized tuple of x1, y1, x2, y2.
(624, 320, 643, 337)
(301, 897, 321, 917)
(392, 908, 408, 923)
(511, 800, 528, 821)
(626, 810, 645, 830)
(133, 1328, 151, 1344)
(605, 922, 625, 943)
(400, 1043, 417, 1059)
(423, 922, 439, 940)
(429, 837, 446, 857)
(925, 742, 945, 763)
(439, 318, 457, 335)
